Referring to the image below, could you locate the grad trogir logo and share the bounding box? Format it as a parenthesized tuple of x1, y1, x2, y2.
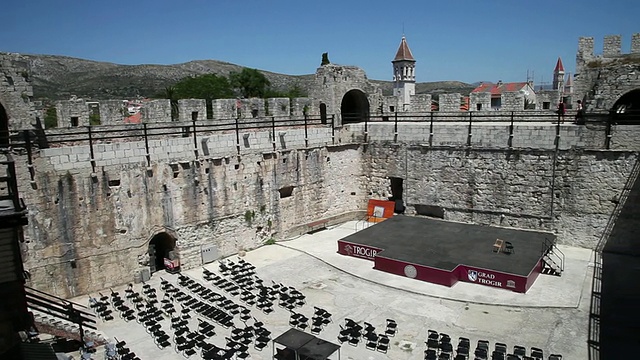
(467, 269, 502, 287)
(467, 270, 478, 282)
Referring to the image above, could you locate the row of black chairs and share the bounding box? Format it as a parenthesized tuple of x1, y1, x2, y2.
(88, 293, 114, 321)
(165, 281, 236, 329)
(310, 306, 332, 335)
(337, 318, 394, 353)
(213, 257, 307, 314)
(112, 338, 141, 360)
(424, 329, 562, 360)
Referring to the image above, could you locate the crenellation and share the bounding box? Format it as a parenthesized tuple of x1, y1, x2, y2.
(501, 92, 525, 111)
(55, 97, 90, 128)
(267, 98, 290, 117)
(438, 93, 462, 112)
(603, 35, 622, 57)
(178, 99, 206, 121)
(141, 99, 171, 123)
(631, 33, 640, 54)
(470, 92, 491, 111)
(98, 100, 125, 125)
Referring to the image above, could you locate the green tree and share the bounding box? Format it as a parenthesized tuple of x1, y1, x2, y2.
(170, 74, 233, 119)
(44, 107, 58, 128)
(264, 84, 308, 99)
(161, 86, 180, 121)
(89, 113, 101, 126)
(229, 68, 271, 98)
(172, 74, 233, 100)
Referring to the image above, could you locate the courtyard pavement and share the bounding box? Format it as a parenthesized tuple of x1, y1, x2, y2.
(64, 220, 594, 360)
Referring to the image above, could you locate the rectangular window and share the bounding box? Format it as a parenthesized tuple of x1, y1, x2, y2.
(70, 116, 79, 127)
(191, 111, 198, 121)
(543, 102, 550, 110)
(476, 104, 482, 111)
(389, 106, 395, 112)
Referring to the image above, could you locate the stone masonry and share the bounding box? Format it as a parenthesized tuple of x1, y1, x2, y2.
(12, 118, 640, 297)
(56, 97, 90, 127)
(0, 53, 35, 130)
(574, 33, 640, 111)
(2, 34, 640, 299)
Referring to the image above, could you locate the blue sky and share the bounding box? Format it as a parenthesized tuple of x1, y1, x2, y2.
(2, 0, 637, 85)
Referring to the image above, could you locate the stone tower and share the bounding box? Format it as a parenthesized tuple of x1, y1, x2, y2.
(564, 72, 573, 95)
(392, 36, 416, 108)
(552, 57, 565, 93)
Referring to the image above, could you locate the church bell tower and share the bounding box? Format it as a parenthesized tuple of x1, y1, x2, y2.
(392, 36, 416, 108)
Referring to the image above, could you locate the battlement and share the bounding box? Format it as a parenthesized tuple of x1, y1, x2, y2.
(578, 33, 640, 60)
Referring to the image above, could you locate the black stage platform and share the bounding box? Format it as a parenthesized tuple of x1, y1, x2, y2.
(337, 215, 555, 293)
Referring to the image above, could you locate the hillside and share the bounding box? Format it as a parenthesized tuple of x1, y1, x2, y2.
(8, 53, 472, 100)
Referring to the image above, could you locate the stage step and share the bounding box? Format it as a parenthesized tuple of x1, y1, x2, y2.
(541, 246, 564, 276)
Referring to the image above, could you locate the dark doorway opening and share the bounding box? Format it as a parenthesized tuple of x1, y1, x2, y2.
(0, 103, 8, 148)
(320, 103, 327, 124)
(388, 177, 405, 214)
(340, 89, 370, 124)
(148, 232, 177, 274)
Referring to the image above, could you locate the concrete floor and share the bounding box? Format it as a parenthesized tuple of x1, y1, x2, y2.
(67, 220, 593, 360)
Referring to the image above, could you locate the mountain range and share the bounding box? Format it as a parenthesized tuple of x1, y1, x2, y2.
(9, 53, 475, 101)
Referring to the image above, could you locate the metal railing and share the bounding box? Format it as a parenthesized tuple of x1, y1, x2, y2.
(0, 152, 25, 213)
(587, 154, 640, 360)
(1, 110, 637, 176)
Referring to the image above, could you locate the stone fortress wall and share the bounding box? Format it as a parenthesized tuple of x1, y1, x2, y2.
(574, 33, 640, 111)
(0, 53, 36, 129)
(1, 35, 640, 297)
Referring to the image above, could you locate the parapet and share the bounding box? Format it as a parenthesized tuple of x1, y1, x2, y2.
(578, 33, 640, 59)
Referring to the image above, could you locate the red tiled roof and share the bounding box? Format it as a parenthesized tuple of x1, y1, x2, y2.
(393, 36, 415, 62)
(460, 96, 470, 111)
(124, 112, 142, 124)
(554, 57, 564, 72)
(471, 82, 529, 96)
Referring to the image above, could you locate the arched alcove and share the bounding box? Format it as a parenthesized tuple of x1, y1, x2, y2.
(148, 232, 177, 274)
(340, 89, 370, 124)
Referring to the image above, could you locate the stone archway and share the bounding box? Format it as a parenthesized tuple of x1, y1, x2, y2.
(340, 89, 370, 124)
(0, 102, 8, 148)
(148, 232, 178, 274)
(611, 89, 640, 124)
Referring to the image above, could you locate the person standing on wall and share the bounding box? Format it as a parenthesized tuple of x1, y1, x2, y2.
(556, 101, 566, 123)
(574, 100, 585, 125)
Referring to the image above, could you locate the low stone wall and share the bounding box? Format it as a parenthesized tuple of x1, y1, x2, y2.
(342, 122, 640, 151)
(38, 124, 333, 171)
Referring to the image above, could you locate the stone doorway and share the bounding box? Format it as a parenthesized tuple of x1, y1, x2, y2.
(148, 232, 177, 274)
(389, 177, 405, 214)
(0, 102, 8, 148)
(320, 103, 327, 124)
(340, 89, 370, 124)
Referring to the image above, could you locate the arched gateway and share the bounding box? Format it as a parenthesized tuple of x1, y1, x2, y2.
(148, 232, 179, 274)
(611, 89, 640, 124)
(340, 89, 370, 124)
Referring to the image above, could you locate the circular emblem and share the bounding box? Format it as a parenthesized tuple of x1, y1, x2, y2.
(404, 265, 417, 279)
